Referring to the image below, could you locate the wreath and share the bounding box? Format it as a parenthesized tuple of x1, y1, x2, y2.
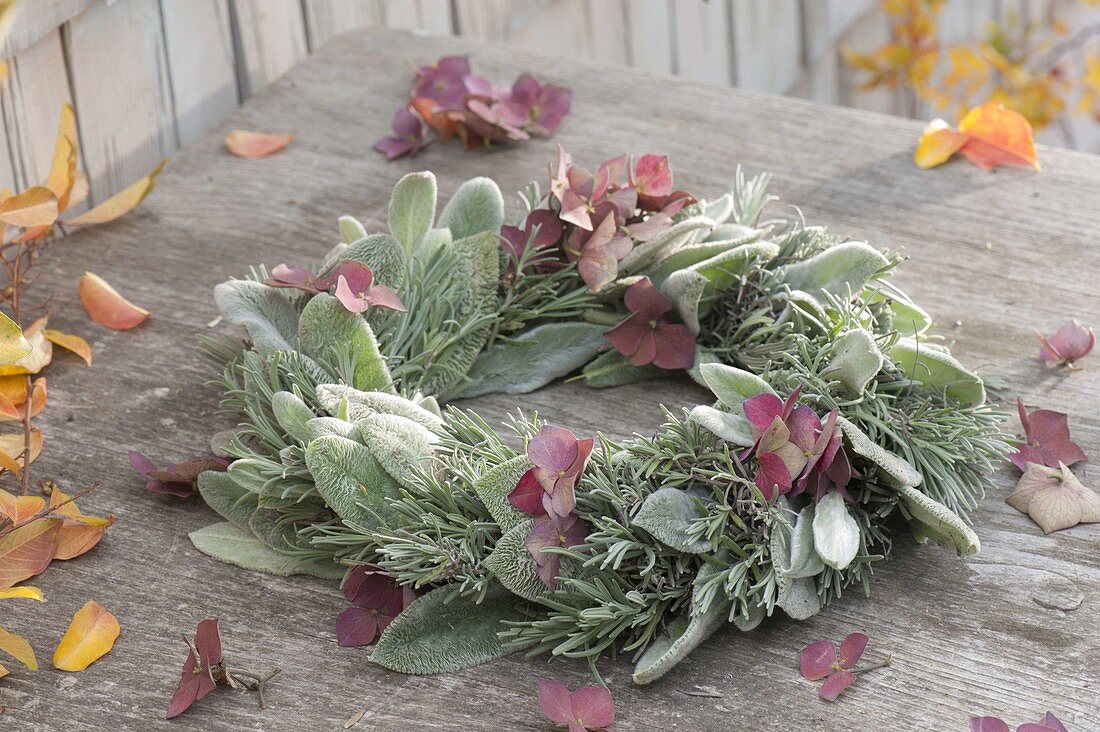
(191, 148, 1009, 684)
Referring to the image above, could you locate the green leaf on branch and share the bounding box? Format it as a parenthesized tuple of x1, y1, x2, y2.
(371, 585, 528, 674)
(582, 349, 664, 388)
(812, 491, 860, 571)
(632, 599, 729, 685)
(836, 415, 923, 488)
(688, 405, 755, 447)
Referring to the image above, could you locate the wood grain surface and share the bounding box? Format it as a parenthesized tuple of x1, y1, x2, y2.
(2, 28, 1097, 731)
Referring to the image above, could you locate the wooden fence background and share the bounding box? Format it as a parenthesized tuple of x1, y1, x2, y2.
(1, 0, 1096, 209)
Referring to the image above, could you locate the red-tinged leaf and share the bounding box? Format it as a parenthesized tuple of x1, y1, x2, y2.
(0, 393, 19, 420)
(969, 717, 1011, 732)
(0, 518, 61, 589)
(914, 119, 969, 168)
(79, 272, 150, 330)
(0, 428, 44, 474)
(819, 669, 857, 701)
(44, 329, 92, 366)
(0, 187, 59, 229)
(0, 626, 37, 670)
(838, 632, 868, 668)
(799, 639, 836, 680)
(225, 130, 295, 158)
(0, 489, 46, 524)
(64, 159, 166, 226)
(54, 516, 114, 561)
(957, 102, 1039, 171)
(0, 378, 46, 423)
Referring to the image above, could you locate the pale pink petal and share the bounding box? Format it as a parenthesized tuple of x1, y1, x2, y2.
(529, 425, 580, 472)
(799, 639, 837, 680)
(570, 686, 616, 728)
(819, 669, 858, 701)
(838, 632, 868, 668)
(969, 717, 1011, 732)
(334, 276, 368, 313)
(538, 679, 574, 725)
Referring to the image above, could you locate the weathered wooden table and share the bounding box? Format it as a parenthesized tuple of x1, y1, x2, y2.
(5, 28, 1098, 731)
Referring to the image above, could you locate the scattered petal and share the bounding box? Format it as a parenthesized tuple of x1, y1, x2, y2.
(914, 118, 969, 168)
(225, 130, 294, 158)
(1010, 399, 1087, 471)
(0, 586, 43, 601)
(799, 639, 837, 681)
(64, 159, 166, 226)
(79, 272, 151, 330)
(0, 626, 37, 669)
(1036, 319, 1094, 368)
(53, 600, 120, 671)
(1007, 462, 1100, 534)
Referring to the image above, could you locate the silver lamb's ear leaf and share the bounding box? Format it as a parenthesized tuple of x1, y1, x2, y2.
(388, 171, 437, 253)
(371, 585, 529, 674)
(315, 384, 443, 431)
(812, 491, 860, 570)
(699, 363, 776, 408)
(298, 293, 393, 394)
(189, 522, 342, 579)
(420, 227, 453, 259)
(272, 391, 315, 444)
(415, 394, 441, 417)
(890, 338, 986, 406)
(619, 216, 715, 274)
(682, 241, 781, 297)
(821, 327, 884, 395)
(661, 268, 706, 334)
(686, 347, 721, 389)
(702, 193, 734, 225)
(688, 405, 755, 447)
(472, 455, 531, 533)
(338, 215, 368, 243)
(836, 415, 922, 487)
(582, 349, 664, 388)
(632, 488, 710, 553)
(770, 502, 825, 580)
(357, 413, 437, 490)
(889, 298, 933, 336)
(776, 241, 890, 299)
(647, 232, 771, 284)
(437, 177, 504, 240)
(338, 233, 407, 290)
(453, 322, 607, 398)
(632, 600, 729, 685)
(306, 435, 403, 531)
(226, 458, 270, 494)
(197, 471, 258, 532)
(483, 518, 550, 601)
(306, 416, 360, 442)
(775, 575, 821, 620)
(214, 280, 299, 354)
(899, 486, 981, 556)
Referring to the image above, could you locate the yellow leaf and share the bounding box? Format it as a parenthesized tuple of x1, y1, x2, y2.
(68, 171, 89, 208)
(0, 586, 43, 601)
(958, 102, 1040, 171)
(0, 311, 32, 366)
(0, 488, 45, 524)
(64, 159, 166, 226)
(0, 428, 44, 475)
(0, 316, 53, 375)
(44, 329, 92, 366)
(53, 600, 120, 671)
(0, 661, 8, 678)
(48, 488, 114, 561)
(45, 104, 77, 213)
(0, 626, 38, 670)
(0, 187, 59, 228)
(914, 118, 969, 169)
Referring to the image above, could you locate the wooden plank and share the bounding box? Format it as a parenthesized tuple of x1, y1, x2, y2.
(62, 0, 176, 204)
(672, 0, 732, 85)
(160, 0, 239, 146)
(0, 29, 72, 192)
(300, 0, 382, 49)
(623, 0, 673, 74)
(3, 27, 1100, 731)
(0, 0, 96, 59)
(730, 0, 802, 92)
(584, 0, 628, 65)
(229, 0, 308, 97)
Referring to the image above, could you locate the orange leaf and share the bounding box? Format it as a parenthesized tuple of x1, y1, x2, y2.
(0, 316, 53, 376)
(0, 586, 44, 601)
(0, 187, 59, 229)
(0, 428, 44, 474)
(53, 600, 120, 671)
(411, 97, 457, 142)
(0, 626, 38, 670)
(0, 518, 60, 589)
(0, 375, 28, 406)
(0, 489, 46, 524)
(44, 329, 92, 366)
(0, 378, 46, 423)
(64, 159, 166, 227)
(48, 488, 114, 561)
(0, 661, 6, 678)
(913, 119, 969, 169)
(225, 130, 295, 158)
(0, 393, 18, 421)
(957, 102, 1040, 171)
(79, 272, 150, 330)
(45, 105, 78, 212)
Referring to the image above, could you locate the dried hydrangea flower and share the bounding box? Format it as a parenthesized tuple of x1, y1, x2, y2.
(970, 713, 1069, 732)
(1007, 462, 1100, 534)
(167, 619, 223, 719)
(564, 213, 633, 291)
(1036, 319, 1094, 369)
(263, 264, 328, 292)
(799, 632, 869, 701)
(500, 208, 564, 276)
(549, 145, 597, 230)
(504, 73, 573, 136)
(537, 678, 616, 732)
(604, 278, 696, 370)
(411, 55, 471, 109)
(525, 512, 589, 589)
(372, 107, 429, 160)
(130, 450, 228, 498)
(330, 261, 406, 314)
(1010, 399, 1087, 471)
(336, 564, 415, 647)
(509, 425, 594, 518)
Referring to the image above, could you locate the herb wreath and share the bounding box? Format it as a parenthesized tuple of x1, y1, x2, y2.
(191, 148, 1009, 684)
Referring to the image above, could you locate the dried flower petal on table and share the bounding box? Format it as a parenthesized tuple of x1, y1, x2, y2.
(538, 678, 615, 732)
(167, 618, 222, 718)
(336, 564, 414, 647)
(1007, 462, 1100, 534)
(130, 450, 228, 498)
(1009, 399, 1086, 472)
(225, 130, 294, 158)
(79, 272, 150, 330)
(799, 632, 876, 701)
(1036, 319, 1094, 369)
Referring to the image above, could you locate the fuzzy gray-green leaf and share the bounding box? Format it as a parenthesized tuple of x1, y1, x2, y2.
(688, 405, 755, 447)
(388, 172, 437, 253)
(633, 488, 710, 553)
(298, 293, 393, 393)
(306, 416, 360, 442)
(306, 435, 403, 531)
(315, 384, 443, 431)
(189, 522, 342, 579)
(438, 177, 504, 240)
(836, 415, 922, 487)
(214, 280, 299, 354)
(899, 485, 981, 556)
(454, 322, 607, 398)
(821, 327, 884, 395)
(582, 349, 664, 388)
(371, 585, 527, 674)
(338, 233, 407, 289)
(698, 363, 776, 408)
(197, 471, 257, 532)
(473, 455, 530, 533)
(776, 241, 889, 299)
(272, 390, 315, 443)
(483, 519, 549, 601)
(632, 600, 729, 684)
(356, 413, 437, 490)
(890, 338, 986, 406)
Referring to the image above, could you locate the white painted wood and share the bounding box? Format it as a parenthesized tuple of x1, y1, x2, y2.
(230, 0, 308, 97)
(0, 116, 17, 194)
(623, 0, 672, 74)
(415, 0, 453, 35)
(730, 0, 801, 92)
(585, 0, 628, 65)
(509, 0, 589, 58)
(672, 0, 732, 85)
(300, 0, 382, 49)
(0, 29, 73, 192)
(452, 0, 539, 40)
(0, 0, 97, 59)
(834, 5, 906, 116)
(63, 0, 177, 204)
(383, 0, 419, 30)
(160, 0, 239, 145)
